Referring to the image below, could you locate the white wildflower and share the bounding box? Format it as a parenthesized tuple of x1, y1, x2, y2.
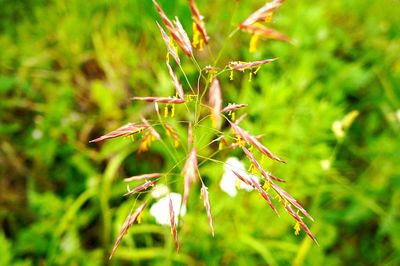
(151, 184, 170, 199)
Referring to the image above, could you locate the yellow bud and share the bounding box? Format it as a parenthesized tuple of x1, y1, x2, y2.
(248, 163, 254, 173)
(249, 34, 260, 53)
(230, 69, 234, 81)
(235, 179, 241, 190)
(218, 141, 223, 151)
(265, 12, 273, 23)
(263, 181, 270, 191)
(164, 105, 169, 117)
(294, 222, 301, 235)
(137, 212, 143, 224)
(248, 145, 254, 152)
(248, 71, 253, 82)
(192, 22, 200, 48)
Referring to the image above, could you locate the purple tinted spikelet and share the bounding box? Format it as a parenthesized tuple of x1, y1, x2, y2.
(270, 182, 314, 221)
(189, 0, 210, 44)
(285, 204, 317, 243)
(229, 58, 277, 71)
(209, 78, 222, 129)
(201, 184, 214, 236)
(182, 148, 198, 209)
(89, 123, 148, 143)
(239, 0, 290, 44)
(240, 0, 283, 28)
(241, 24, 290, 43)
(232, 123, 286, 163)
(124, 173, 162, 182)
(109, 202, 147, 259)
(153, 0, 193, 56)
(169, 196, 180, 252)
(241, 146, 286, 182)
(124, 180, 157, 196)
(157, 22, 181, 65)
(232, 169, 278, 215)
(221, 103, 248, 113)
(132, 96, 185, 104)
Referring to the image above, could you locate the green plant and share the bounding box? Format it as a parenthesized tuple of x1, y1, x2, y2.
(89, 0, 317, 258)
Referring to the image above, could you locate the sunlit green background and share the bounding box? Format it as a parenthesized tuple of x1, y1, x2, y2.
(1, 0, 399, 265)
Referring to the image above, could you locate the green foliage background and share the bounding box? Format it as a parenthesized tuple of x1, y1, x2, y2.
(0, 0, 399, 265)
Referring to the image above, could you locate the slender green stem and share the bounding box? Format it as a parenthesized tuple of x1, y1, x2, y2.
(179, 63, 196, 95)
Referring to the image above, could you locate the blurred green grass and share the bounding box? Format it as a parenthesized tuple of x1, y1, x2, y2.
(0, 0, 399, 265)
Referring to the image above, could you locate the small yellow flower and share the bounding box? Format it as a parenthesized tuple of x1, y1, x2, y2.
(294, 222, 301, 235)
(265, 12, 273, 23)
(249, 34, 260, 53)
(192, 23, 204, 50)
(218, 141, 224, 151)
(248, 71, 253, 81)
(164, 105, 169, 117)
(171, 104, 175, 117)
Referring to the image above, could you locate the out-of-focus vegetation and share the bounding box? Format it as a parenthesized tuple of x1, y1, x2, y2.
(1, 0, 399, 265)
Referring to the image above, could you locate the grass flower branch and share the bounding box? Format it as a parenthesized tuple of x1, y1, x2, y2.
(89, 0, 317, 257)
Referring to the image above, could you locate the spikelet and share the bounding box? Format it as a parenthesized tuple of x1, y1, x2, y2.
(209, 78, 222, 129)
(242, 23, 290, 43)
(182, 148, 198, 209)
(240, 0, 283, 28)
(221, 103, 248, 113)
(232, 169, 278, 214)
(229, 58, 277, 72)
(132, 96, 185, 104)
(231, 123, 286, 163)
(169, 196, 180, 252)
(165, 123, 180, 147)
(89, 123, 149, 143)
(152, 0, 193, 56)
(241, 146, 286, 182)
(156, 22, 181, 65)
(124, 180, 157, 196)
(109, 202, 147, 259)
(239, 0, 290, 48)
(189, 0, 209, 46)
(200, 184, 214, 236)
(124, 173, 161, 182)
(285, 204, 317, 243)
